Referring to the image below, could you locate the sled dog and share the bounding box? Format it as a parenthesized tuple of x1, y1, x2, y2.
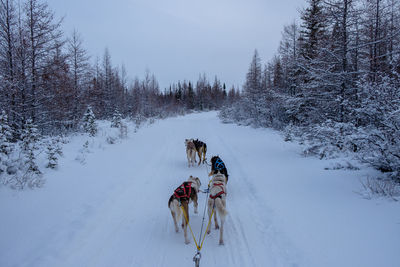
(209, 156, 229, 183)
(185, 139, 197, 167)
(207, 173, 228, 245)
(193, 139, 207, 165)
(168, 176, 201, 244)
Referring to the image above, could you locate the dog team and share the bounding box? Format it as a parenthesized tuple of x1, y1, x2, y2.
(168, 138, 229, 245)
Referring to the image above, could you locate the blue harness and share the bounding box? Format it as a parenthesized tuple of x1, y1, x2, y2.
(214, 158, 225, 171)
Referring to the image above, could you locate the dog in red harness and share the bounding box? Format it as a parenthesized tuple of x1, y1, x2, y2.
(207, 173, 227, 245)
(168, 176, 201, 244)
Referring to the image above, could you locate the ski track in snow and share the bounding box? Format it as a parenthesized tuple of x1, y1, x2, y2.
(1, 112, 399, 267)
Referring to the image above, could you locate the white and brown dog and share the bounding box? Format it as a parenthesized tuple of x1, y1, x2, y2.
(207, 173, 228, 245)
(185, 139, 197, 167)
(168, 176, 201, 244)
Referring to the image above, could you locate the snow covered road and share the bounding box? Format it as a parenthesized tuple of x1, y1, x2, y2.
(1, 112, 399, 267)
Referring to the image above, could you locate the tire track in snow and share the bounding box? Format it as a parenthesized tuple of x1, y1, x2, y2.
(58, 123, 179, 267)
(194, 126, 258, 266)
(126, 127, 179, 267)
(213, 132, 301, 267)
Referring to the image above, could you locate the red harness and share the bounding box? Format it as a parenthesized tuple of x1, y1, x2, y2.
(210, 183, 226, 199)
(173, 182, 192, 200)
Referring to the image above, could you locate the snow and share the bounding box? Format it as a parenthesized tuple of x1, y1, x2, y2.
(1, 112, 399, 267)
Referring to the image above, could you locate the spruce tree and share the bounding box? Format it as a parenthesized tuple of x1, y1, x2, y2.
(46, 141, 58, 169)
(0, 111, 13, 155)
(19, 119, 41, 188)
(0, 111, 13, 174)
(111, 109, 122, 128)
(243, 50, 263, 124)
(300, 0, 327, 61)
(82, 106, 97, 136)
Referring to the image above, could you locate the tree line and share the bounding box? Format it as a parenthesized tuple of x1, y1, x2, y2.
(221, 0, 400, 181)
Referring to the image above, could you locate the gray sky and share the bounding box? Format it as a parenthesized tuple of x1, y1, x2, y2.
(47, 0, 305, 90)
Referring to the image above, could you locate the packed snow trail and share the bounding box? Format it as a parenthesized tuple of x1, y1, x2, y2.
(1, 112, 399, 267)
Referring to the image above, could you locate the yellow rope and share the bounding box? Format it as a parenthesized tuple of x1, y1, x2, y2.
(180, 205, 215, 251)
(199, 207, 214, 250)
(180, 205, 200, 250)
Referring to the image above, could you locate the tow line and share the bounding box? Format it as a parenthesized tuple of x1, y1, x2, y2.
(180, 163, 215, 267)
(180, 204, 214, 267)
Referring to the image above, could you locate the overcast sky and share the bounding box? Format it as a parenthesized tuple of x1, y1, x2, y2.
(47, 0, 305, 90)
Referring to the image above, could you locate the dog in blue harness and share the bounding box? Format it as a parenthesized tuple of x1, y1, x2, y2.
(208, 156, 229, 183)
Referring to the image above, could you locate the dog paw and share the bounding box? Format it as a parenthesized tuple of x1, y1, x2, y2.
(185, 240, 190, 245)
(207, 230, 211, 234)
(219, 240, 224, 245)
(215, 225, 220, 230)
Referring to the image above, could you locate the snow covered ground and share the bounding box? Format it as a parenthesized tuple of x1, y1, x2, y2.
(1, 112, 399, 267)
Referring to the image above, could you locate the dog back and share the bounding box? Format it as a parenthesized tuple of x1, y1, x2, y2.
(193, 139, 206, 151)
(210, 175, 226, 199)
(173, 182, 193, 200)
(186, 141, 195, 151)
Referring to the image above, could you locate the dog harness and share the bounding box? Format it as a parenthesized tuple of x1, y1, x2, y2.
(174, 182, 192, 201)
(214, 158, 226, 171)
(210, 183, 226, 199)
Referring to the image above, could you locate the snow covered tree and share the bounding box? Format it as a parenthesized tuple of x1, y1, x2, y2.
(82, 106, 97, 136)
(354, 76, 400, 180)
(0, 110, 13, 175)
(242, 50, 264, 124)
(111, 108, 122, 128)
(54, 137, 63, 157)
(0, 110, 13, 155)
(41, 39, 72, 132)
(300, 0, 328, 61)
(279, 21, 301, 95)
(0, 0, 17, 121)
(272, 56, 284, 89)
(67, 29, 90, 127)
(45, 140, 57, 169)
(21, 119, 40, 170)
(17, 118, 42, 188)
(24, 0, 63, 124)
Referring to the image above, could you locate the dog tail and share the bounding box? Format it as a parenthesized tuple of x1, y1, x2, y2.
(169, 198, 182, 219)
(215, 198, 227, 217)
